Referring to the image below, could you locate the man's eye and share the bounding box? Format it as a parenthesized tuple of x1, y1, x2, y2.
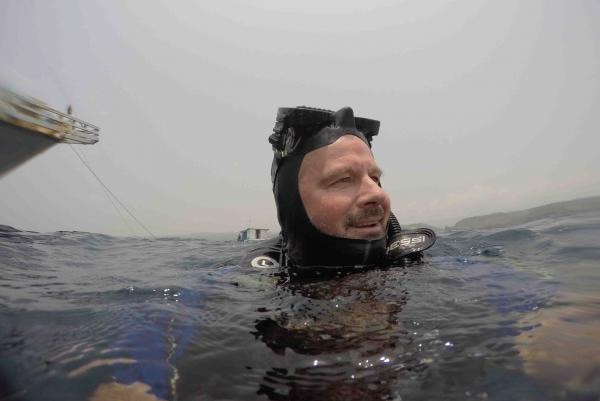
(371, 176, 381, 184)
(331, 176, 351, 186)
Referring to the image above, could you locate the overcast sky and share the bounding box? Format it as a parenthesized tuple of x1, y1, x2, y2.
(1, 0, 599, 236)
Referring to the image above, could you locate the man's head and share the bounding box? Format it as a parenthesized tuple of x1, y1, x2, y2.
(270, 106, 389, 267)
(298, 135, 391, 240)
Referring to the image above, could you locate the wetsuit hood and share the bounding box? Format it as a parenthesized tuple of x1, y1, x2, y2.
(269, 107, 387, 268)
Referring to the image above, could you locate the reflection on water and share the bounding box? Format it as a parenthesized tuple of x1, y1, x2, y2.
(516, 291, 600, 398)
(252, 270, 408, 401)
(0, 212, 599, 401)
(89, 381, 164, 401)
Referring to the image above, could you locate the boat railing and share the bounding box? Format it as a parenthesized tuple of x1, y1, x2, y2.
(0, 85, 99, 144)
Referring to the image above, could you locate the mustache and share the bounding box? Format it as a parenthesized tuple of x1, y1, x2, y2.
(346, 205, 386, 226)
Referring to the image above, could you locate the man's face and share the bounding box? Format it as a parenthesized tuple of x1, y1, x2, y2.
(298, 135, 391, 240)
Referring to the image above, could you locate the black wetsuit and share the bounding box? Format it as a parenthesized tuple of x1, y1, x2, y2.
(241, 225, 436, 270)
(241, 236, 284, 268)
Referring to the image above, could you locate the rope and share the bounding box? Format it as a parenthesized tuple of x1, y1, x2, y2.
(76, 147, 136, 235)
(69, 145, 157, 239)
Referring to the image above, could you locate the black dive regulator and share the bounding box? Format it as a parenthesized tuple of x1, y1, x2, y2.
(385, 213, 436, 262)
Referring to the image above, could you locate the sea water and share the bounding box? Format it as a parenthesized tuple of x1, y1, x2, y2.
(0, 211, 599, 401)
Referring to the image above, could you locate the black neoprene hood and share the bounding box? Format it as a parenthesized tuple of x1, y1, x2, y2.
(269, 106, 387, 268)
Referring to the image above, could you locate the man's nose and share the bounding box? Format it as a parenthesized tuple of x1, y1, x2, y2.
(357, 175, 388, 207)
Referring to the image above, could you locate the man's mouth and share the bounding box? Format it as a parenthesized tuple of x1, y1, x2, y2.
(347, 218, 386, 239)
(345, 206, 387, 239)
(353, 219, 383, 228)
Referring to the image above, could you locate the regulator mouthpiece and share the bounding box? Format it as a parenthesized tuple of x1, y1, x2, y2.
(386, 228, 437, 260)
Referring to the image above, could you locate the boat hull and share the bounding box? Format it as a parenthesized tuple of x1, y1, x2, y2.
(0, 119, 58, 177)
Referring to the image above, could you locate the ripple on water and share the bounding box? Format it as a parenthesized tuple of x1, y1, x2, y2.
(1, 213, 599, 400)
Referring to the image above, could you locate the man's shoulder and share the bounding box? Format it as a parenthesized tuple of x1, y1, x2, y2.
(241, 236, 283, 268)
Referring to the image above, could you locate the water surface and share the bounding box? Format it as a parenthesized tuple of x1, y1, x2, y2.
(1, 212, 599, 400)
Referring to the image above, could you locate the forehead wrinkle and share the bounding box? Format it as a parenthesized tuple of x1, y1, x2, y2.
(299, 135, 380, 182)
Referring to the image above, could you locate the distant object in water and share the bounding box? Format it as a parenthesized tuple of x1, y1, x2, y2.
(238, 227, 269, 242)
(0, 85, 99, 177)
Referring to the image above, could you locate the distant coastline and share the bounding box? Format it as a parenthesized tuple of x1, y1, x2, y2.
(452, 195, 600, 230)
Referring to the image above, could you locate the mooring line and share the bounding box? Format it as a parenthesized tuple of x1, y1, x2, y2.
(74, 146, 136, 235)
(69, 145, 156, 239)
